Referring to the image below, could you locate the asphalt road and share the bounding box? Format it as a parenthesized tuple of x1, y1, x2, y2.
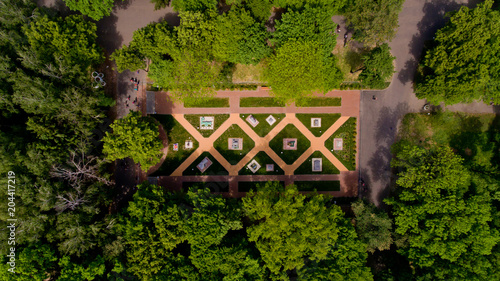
(359, 0, 500, 206)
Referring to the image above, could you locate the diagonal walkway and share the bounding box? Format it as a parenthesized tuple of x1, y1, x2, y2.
(170, 111, 350, 177)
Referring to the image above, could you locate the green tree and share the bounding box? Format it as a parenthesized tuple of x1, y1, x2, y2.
(272, 7, 336, 58)
(242, 182, 344, 275)
(386, 143, 500, 279)
(359, 43, 395, 89)
(415, 0, 500, 105)
(22, 14, 103, 81)
(266, 40, 341, 103)
(297, 218, 373, 281)
(111, 45, 146, 72)
(150, 0, 170, 10)
(171, 0, 218, 12)
(62, 0, 120, 21)
(273, 0, 347, 13)
(15, 244, 58, 280)
(351, 200, 393, 253)
(213, 7, 271, 64)
(58, 255, 105, 281)
(102, 111, 163, 171)
(345, 0, 404, 46)
(245, 0, 272, 21)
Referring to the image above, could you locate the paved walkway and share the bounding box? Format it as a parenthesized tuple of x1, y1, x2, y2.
(143, 89, 360, 197)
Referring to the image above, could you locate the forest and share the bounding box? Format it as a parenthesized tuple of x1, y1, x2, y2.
(0, 0, 499, 280)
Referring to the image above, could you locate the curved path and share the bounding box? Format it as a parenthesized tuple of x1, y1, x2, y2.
(359, 0, 499, 206)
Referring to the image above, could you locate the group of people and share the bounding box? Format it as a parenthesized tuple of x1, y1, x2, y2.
(125, 77, 141, 108)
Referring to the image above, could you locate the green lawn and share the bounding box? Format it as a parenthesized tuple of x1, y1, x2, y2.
(296, 113, 341, 137)
(399, 112, 500, 169)
(294, 151, 340, 175)
(214, 124, 255, 165)
(294, 181, 340, 191)
(183, 152, 228, 176)
(239, 151, 285, 175)
(238, 181, 285, 192)
(182, 181, 229, 192)
(296, 97, 341, 107)
(270, 124, 311, 165)
(150, 115, 198, 176)
(232, 62, 266, 84)
(325, 117, 357, 171)
(240, 97, 285, 107)
(184, 97, 229, 108)
(184, 114, 230, 138)
(241, 113, 285, 137)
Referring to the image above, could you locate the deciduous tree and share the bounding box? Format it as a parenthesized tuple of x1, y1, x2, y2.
(345, 0, 404, 46)
(62, 0, 121, 21)
(359, 43, 395, 89)
(242, 182, 344, 275)
(102, 111, 163, 171)
(415, 0, 500, 105)
(351, 200, 393, 253)
(386, 143, 500, 279)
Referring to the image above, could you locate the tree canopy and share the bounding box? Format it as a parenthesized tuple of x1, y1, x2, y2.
(345, 0, 404, 46)
(242, 182, 344, 275)
(265, 40, 342, 103)
(415, 0, 500, 105)
(102, 111, 163, 171)
(352, 200, 393, 253)
(386, 143, 500, 279)
(62, 0, 121, 21)
(359, 43, 395, 89)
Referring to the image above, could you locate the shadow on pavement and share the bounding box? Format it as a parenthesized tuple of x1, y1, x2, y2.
(365, 102, 409, 206)
(397, 0, 480, 86)
(96, 13, 123, 54)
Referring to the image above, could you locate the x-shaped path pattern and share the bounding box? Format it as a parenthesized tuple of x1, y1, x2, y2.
(169, 113, 350, 177)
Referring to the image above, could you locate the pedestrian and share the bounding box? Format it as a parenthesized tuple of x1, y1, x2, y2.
(134, 97, 137, 103)
(130, 78, 134, 83)
(372, 95, 377, 100)
(336, 24, 341, 33)
(344, 33, 348, 39)
(127, 95, 130, 100)
(126, 102, 129, 108)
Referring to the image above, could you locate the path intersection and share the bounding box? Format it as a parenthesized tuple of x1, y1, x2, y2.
(141, 89, 360, 198)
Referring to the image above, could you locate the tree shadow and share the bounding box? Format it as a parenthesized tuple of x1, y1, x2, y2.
(158, 12, 181, 27)
(398, 0, 480, 85)
(114, 0, 133, 10)
(363, 102, 409, 207)
(96, 12, 123, 54)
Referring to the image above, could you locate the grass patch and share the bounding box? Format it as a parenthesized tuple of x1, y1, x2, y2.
(184, 97, 229, 108)
(214, 124, 255, 165)
(240, 97, 285, 107)
(241, 113, 285, 137)
(399, 112, 500, 169)
(294, 151, 340, 175)
(232, 62, 266, 84)
(238, 151, 285, 175)
(182, 181, 229, 192)
(184, 114, 230, 138)
(183, 152, 228, 176)
(238, 181, 285, 192)
(294, 181, 340, 191)
(150, 115, 198, 176)
(333, 43, 365, 82)
(296, 113, 341, 137)
(270, 124, 311, 165)
(325, 117, 357, 170)
(296, 97, 341, 107)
